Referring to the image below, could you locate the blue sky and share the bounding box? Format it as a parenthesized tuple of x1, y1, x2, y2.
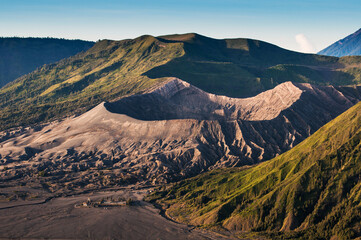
(0, 0, 360, 52)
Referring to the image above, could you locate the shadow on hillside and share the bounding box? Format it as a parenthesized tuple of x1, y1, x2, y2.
(143, 34, 351, 98)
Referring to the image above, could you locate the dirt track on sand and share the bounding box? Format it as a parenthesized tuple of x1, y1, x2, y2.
(0, 188, 233, 240)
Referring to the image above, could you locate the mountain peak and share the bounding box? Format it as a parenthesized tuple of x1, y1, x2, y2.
(2, 32, 361, 131)
(318, 28, 361, 56)
(158, 32, 201, 40)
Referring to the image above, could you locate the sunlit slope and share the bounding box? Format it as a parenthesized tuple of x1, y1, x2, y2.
(0, 35, 184, 130)
(150, 101, 361, 239)
(1, 33, 361, 130)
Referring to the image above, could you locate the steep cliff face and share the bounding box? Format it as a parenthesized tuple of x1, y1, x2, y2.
(1, 78, 360, 190)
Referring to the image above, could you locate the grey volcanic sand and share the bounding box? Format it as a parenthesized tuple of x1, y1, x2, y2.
(0, 189, 232, 239)
(2, 78, 360, 187)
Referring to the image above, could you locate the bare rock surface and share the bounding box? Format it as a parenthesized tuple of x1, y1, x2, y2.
(1, 78, 361, 190)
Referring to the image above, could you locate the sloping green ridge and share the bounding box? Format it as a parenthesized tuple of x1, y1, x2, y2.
(0, 35, 184, 130)
(148, 33, 361, 97)
(1, 33, 361, 130)
(149, 101, 361, 239)
(0, 37, 94, 87)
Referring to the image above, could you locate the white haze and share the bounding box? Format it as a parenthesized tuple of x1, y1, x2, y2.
(295, 33, 316, 53)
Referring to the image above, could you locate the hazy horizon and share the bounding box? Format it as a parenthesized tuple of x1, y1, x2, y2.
(1, 0, 360, 53)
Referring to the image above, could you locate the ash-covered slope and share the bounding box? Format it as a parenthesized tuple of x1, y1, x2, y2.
(1, 78, 361, 190)
(150, 90, 361, 240)
(106, 78, 303, 121)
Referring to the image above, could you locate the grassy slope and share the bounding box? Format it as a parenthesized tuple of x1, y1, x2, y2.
(147, 33, 361, 97)
(0, 37, 94, 87)
(0, 35, 184, 130)
(1, 33, 361, 130)
(149, 101, 361, 239)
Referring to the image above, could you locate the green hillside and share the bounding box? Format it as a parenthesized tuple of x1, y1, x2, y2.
(0, 37, 94, 87)
(1, 33, 361, 130)
(149, 33, 361, 97)
(148, 101, 361, 239)
(0, 35, 184, 130)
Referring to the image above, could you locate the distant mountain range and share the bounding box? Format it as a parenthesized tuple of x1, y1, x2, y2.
(318, 28, 361, 57)
(2, 33, 361, 239)
(150, 95, 361, 239)
(1, 33, 361, 131)
(0, 37, 94, 87)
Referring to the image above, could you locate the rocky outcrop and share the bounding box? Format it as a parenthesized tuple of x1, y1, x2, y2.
(1, 78, 360, 188)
